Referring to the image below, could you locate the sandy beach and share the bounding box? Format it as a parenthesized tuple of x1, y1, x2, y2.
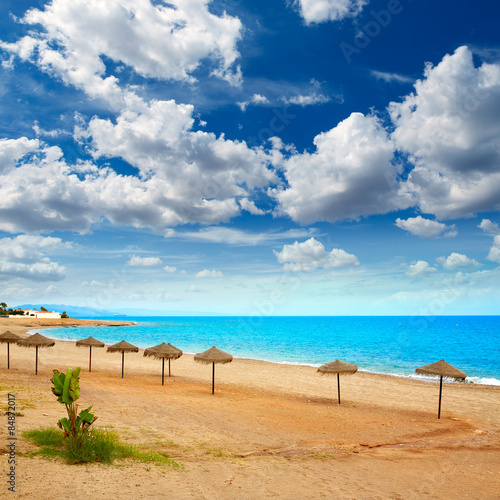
(0, 318, 499, 499)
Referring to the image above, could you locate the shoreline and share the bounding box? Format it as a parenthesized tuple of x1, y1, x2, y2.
(12, 316, 499, 387)
(4, 316, 499, 387)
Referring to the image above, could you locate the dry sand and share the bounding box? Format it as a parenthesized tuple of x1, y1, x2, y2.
(0, 318, 499, 499)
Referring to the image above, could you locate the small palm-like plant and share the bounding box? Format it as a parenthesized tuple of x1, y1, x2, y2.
(51, 367, 96, 439)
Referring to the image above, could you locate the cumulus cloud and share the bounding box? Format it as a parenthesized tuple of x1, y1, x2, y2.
(1, 0, 243, 98)
(479, 219, 500, 235)
(252, 94, 269, 105)
(405, 260, 437, 277)
(83, 97, 277, 225)
(390, 46, 500, 219)
(0, 127, 276, 234)
(486, 236, 500, 264)
(195, 269, 223, 278)
(0, 2, 272, 235)
(294, 0, 367, 24)
(239, 198, 266, 215)
(127, 255, 162, 267)
(274, 237, 359, 272)
(0, 137, 40, 174)
(436, 252, 481, 271)
(395, 216, 457, 238)
(273, 113, 412, 223)
(0, 235, 67, 281)
(163, 265, 177, 273)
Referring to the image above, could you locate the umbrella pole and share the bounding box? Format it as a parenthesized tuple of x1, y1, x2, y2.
(36, 345, 38, 375)
(212, 362, 215, 395)
(89, 346, 92, 372)
(168, 358, 171, 377)
(121, 351, 124, 378)
(7, 343, 10, 369)
(438, 375, 443, 419)
(337, 373, 341, 404)
(162, 358, 165, 386)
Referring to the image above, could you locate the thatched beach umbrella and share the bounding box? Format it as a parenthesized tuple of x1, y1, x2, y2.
(17, 332, 55, 375)
(107, 340, 139, 378)
(415, 359, 466, 419)
(0, 331, 21, 369)
(194, 346, 233, 395)
(144, 342, 183, 385)
(76, 336, 105, 372)
(317, 359, 358, 405)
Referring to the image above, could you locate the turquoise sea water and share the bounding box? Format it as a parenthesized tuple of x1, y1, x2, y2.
(41, 316, 500, 385)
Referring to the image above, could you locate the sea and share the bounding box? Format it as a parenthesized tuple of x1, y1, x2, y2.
(41, 315, 500, 386)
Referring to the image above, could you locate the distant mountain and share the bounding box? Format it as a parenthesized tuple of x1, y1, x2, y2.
(13, 304, 225, 318)
(14, 304, 120, 318)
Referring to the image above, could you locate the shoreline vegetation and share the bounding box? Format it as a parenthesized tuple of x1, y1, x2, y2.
(1, 317, 499, 498)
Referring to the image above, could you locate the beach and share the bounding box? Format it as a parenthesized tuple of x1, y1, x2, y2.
(1, 318, 499, 499)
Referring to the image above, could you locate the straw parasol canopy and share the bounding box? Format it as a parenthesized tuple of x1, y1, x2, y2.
(107, 340, 139, 378)
(415, 359, 466, 419)
(194, 346, 233, 394)
(144, 342, 183, 385)
(0, 331, 21, 369)
(17, 332, 55, 375)
(76, 336, 105, 372)
(317, 359, 358, 405)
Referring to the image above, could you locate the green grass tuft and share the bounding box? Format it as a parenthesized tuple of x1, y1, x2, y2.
(24, 427, 65, 447)
(23, 427, 182, 468)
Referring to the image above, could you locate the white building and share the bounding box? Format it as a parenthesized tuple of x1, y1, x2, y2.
(10, 308, 62, 319)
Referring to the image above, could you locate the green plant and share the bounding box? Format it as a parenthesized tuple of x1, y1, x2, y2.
(23, 427, 183, 467)
(51, 367, 96, 439)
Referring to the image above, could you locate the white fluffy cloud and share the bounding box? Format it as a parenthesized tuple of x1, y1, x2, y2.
(479, 219, 500, 235)
(195, 269, 223, 278)
(0, 131, 275, 233)
(0, 1, 274, 232)
(0, 138, 40, 174)
(238, 198, 266, 215)
(436, 252, 480, 271)
(273, 113, 412, 223)
(405, 260, 437, 277)
(1, 0, 243, 100)
(390, 46, 500, 219)
(85, 97, 276, 194)
(274, 237, 359, 272)
(127, 255, 162, 267)
(486, 235, 500, 264)
(0, 235, 67, 281)
(395, 216, 457, 238)
(294, 0, 367, 24)
(163, 265, 177, 273)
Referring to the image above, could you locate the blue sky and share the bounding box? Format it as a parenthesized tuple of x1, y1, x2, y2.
(1, 0, 500, 316)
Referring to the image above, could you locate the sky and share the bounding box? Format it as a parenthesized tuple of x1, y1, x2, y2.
(1, 0, 500, 316)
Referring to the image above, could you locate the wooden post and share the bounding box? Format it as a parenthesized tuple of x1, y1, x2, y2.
(212, 362, 215, 395)
(438, 376, 443, 419)
(162, 358, 165, 386)
(7, 343, 10, 369)
(35, 345, 38, 375)
(121, 351, 124, 378)
(337, 373, 341, 405)
(89, 346, 92, 372)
